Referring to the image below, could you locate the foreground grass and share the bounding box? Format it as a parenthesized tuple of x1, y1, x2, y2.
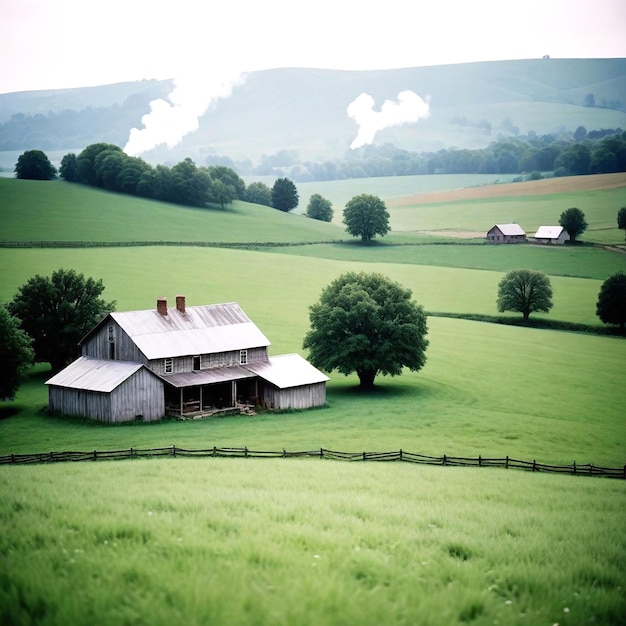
(1, 459, 624, 626)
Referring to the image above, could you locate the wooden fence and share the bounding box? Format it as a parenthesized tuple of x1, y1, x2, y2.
(0, 446, 623, 478)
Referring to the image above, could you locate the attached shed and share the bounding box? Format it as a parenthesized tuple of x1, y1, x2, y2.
(246, 354, 329, 410)
(533, 225, 570, 245)
(46, 357, 165, 423)
(486, 223, 526, 243)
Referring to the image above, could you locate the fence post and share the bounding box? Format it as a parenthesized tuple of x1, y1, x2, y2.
(172, 445, 176, 457)
(532, 459, 536, 472)
(320, 447, 323, 459)
(623, 464, 626, 480)
(11, 454, 15, 464)
(399, 449, 403, 462)
(245, 446, 248, 458)
(363, 451, 366, 461)
(443, 454, 447, 466)
(478, 455, 482, 467)
(505, 455, 509, 469)
(573, 461, 577, 475)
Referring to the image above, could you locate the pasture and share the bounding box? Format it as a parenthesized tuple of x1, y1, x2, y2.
(1, 174, 625, 625)
(1, 460, 625, 626)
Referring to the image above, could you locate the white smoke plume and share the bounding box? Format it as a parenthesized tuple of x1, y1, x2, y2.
(124, 69, 245, 156)
(347, 90, 430, 149)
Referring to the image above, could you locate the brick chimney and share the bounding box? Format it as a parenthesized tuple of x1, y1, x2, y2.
(157, 297, 167, 315)
(176, 295, 186, 314)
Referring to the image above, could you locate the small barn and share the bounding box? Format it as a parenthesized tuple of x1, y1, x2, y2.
(47, 357, 165, 423)
(533, 225, 570, 245)
(486, 224, 526, 243)
(46, 298, 329, 422)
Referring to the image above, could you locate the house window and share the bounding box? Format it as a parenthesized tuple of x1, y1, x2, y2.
(193, 356, 201, 371)
(240, 350, 248, 365)
(164, 358, 173, 374)
(108, 326, 114, 342)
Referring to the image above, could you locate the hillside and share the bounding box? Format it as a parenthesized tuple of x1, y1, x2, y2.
(1, 59, 625, 166)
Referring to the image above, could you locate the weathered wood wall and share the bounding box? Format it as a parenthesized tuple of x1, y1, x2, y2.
(260, 382, 326, 410)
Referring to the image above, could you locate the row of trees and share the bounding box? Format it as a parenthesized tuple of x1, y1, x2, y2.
(13, 145, 301, 212)
(225, 128, 626, 182)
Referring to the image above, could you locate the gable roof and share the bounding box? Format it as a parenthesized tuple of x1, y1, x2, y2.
(88, 302, 271, 360)
(46, 357, 152, 392)
(534, 225, 566, 239)
(246, 354, 329, 389)
(489, 223, 526, 236)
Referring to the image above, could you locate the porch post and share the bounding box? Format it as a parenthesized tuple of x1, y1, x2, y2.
(179, 388, 183, 416)
(231, 381, 236, 407)
(200, 386, 203, 411)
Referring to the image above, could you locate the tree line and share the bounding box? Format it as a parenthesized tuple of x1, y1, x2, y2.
(14, 143, 302, 212)
(223, 127, 626, 182)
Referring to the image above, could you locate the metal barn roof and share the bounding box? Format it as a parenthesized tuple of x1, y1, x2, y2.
(46, 357, 148, 392)
(534, 226, 565, 239)
(162, 365, 255, 388)
(246, 354, 329, 389)
(106, 302, 271, 359)
(490, 223, 526, 236)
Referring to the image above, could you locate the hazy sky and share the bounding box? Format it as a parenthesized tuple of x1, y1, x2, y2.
(1, 0, 625, 94)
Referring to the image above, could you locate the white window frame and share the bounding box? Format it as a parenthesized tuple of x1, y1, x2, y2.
(240, 349, 248, 365)
(164, 358, 173, 374)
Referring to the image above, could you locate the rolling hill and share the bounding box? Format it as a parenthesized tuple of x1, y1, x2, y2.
(0, 59, 625, 167)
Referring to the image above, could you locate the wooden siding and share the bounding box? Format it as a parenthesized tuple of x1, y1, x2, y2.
(82, 319, 147, 364)
(260, 382, 326, 410)
(148, 347, 268, 376)
(48, 368, 164, 423)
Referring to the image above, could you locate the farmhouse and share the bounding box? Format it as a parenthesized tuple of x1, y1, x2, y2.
(486, 223, 526, 243)
(46, 297, 329, 423)
(533, 225, 570, 245)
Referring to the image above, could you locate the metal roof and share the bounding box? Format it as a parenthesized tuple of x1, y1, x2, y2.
(246, 354, 329, 389)
(534, 226, 565, 239)
(46, 357, 149, 392)
(162, 365, 255, 388)
(107, 302, 271, 359)
(490, 223, 526, 236)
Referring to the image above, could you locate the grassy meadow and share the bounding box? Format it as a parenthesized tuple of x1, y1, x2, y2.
(2, 460, 625, 626)
(1, 174, 625, 625)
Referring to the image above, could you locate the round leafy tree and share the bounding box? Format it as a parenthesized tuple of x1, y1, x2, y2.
(343, 194, 390, 242)
(271, 177, 299, 212)
(497, 269, 553, 322)
(559, 207, 588, 243)
(306, 193, 333, 222)
(596, 272, 626, 332)
(303, 272, 428, 390)
(8, 269, 116, 373)
(244, 181, 272, 206)
(0, 307, 34, 400)
(14, 150, 57, 180)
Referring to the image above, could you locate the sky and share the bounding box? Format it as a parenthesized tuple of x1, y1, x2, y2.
(1, 0, 626, 95)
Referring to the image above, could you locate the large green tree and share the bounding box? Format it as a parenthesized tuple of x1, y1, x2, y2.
(8, 269, 115, 373)
(59, 153, 77, 181)
(244, 181, 272, 206)
(618, 207, 626, 241)
(303, 272, 428, 390)
(596, 272, 626, 332)
(559, 207, 588, 243)
(343, 194, 390, 242)
(14, 150, 57, 180)
(496, 269, 553, 322)
(306, 193, 333, 222)
(0, 307, 34, 400)
(271, 177, 299, 212)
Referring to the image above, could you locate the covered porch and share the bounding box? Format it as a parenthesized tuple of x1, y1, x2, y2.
(162, 366, 259, 418)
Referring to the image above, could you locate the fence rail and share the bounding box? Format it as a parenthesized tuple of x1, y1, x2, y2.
(0, 446, 623, 478)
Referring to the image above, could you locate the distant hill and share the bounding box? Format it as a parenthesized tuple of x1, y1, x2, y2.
(1, 59, 625, 166)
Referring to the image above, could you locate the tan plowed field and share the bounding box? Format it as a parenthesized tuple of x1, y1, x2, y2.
(388, 172, 626, 207)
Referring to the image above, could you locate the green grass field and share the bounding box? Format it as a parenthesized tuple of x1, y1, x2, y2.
(2, 460, 624, 626)
(1, 175, 625, 625)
